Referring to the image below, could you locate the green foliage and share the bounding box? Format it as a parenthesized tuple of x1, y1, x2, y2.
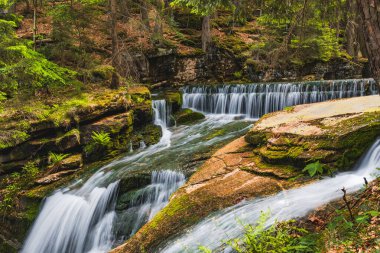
(254, 0, 346, 66)
(22, 161, 40, 179)
(170, 0, 234, 16)
(0, 162, 40, 211)
(0, 15, 76, 96)
(302, 161, 324, 177)
(225, 211, 316, 253)
(233, 71, 242, 79)
(324, 207, 380, 251)
(0, 0, 14, 10)
(48, 152, 69, 165)
(91, 131, 111, 146)
(84, 131, 112, 156)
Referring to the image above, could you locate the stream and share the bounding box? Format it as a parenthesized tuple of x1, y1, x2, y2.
(21, 79, 378, 253)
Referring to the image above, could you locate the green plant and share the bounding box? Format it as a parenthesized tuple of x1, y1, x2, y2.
(91, 131, 111, 146)
(22, 161, 40, 180)
(48, 152, 69, 165)
(233, 71, 243, 79)
(84, 131, 112, 156)
(302, 161, 324, 177)
(227, 211, 316, 253)
(0, 162, 39, 211)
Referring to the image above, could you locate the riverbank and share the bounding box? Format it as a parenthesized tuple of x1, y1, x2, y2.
(111, 95, 380, 253)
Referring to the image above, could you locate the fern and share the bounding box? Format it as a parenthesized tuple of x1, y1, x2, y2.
(91, 131, 111, 146)
(48, 152, 69, 165)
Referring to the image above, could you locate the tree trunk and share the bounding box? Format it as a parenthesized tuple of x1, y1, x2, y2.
(201, 15, 211, 52)
(356, 0, 380, 88)
(110, 0, 120, 89)
(33, 0, 37, 50)
(346, 0, 359, 60)
(139, 0, 150, 31)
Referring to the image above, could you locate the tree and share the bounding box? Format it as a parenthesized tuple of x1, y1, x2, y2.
(170, 0, 234, 52)
(356, 0, 380, 89)
(109, 0, 120, 89)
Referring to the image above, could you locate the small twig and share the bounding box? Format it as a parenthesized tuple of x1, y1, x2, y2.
(364, 177, 368, 186)
(341, 187, 355, 223)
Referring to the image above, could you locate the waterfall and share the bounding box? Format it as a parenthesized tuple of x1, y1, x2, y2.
(21, 173, 119, 253)
(182, 79, 378, 118)
(116, 170, 186, 238)
(22, 100, 179, 253)
(161, 139, 380, 253)
(153, 99, 171, 127)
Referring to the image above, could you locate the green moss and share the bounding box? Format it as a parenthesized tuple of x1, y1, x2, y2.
(0, 130, 30, 150)
(128, 86, 151, 103)
(90, 65, 115, 81)
(164, 92, 182, 113)
(245, 130, 268, 147)
(205, 128, 227, 140)
(174, 109, 205, 125)
(146, 194, 196, 230)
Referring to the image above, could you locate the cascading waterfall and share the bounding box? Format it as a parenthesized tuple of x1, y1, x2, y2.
(116, 170, 186, 238)
(182, 79, 378, 118)
(21, 173, 119, 253)
(22, 100, 180, 253)
(160, 139, 380, 253)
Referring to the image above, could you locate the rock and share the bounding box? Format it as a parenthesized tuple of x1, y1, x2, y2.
(174, 109, 205, 125)
(47, 154, 83, 173)
(111, 137, 297, 253)
(164, 92, 182, 113)
(246, 95, 380, 170)
(35, 170, 77, 185)
(127, 86, 151, 102)
(55, 129, 81, 151)
(80, 112, 134, 145)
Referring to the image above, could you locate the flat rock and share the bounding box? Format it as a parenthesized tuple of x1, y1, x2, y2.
(35, 170, 77, 185)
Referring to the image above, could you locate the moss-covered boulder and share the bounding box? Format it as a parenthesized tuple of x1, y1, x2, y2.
(174, 108, 205, 125)
(164, 92, 182, 113)
(246, 95, 380, 172)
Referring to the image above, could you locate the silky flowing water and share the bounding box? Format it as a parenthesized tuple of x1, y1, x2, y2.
(22, 79, 379, 253)
(160, 139, 380, 253)
(21, 101, 252, 253)
(182, 79, 377, 118)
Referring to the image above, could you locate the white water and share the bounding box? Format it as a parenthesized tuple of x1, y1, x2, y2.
(124, 170, 186, 236)
(161, 139, 380, 253)
(21, 100, 250, 253)
(22, 81, 378, 253)
(182, 79, 378, 118)
(21, 100, 175, 253)
(21, 173, 119, 253)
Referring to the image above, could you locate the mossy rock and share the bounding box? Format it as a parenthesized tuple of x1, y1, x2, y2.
(130, 124, 162, 149)
(90, 65, 115, 82)
(174, 109, 205, 125)
(127, 86, 151, 103)
(164, 92, 182, 113)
